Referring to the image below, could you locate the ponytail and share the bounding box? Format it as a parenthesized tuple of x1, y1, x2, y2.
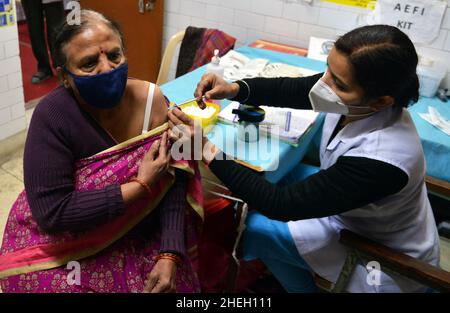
(396, 74, 420, 108)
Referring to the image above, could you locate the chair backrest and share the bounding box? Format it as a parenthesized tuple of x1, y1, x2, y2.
(175, 26, 236, 79)
(156, 30, 185, 85)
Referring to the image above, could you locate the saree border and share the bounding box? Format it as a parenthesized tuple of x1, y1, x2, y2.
(97, 123, 169, 155)
(0, 181, 173, 279)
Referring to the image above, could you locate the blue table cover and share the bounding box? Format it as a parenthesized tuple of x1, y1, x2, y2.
(408, 97, 450, 182)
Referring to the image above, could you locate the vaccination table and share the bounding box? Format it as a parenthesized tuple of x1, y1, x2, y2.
(161, 46, 327, 183)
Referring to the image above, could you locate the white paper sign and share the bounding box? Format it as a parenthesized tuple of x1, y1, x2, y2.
(367, 0, 447, 44)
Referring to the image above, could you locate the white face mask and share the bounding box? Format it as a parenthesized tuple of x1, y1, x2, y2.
(308, 79, 375, 117)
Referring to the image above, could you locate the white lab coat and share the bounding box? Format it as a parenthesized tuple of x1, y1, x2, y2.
(287, 107, 440, 292)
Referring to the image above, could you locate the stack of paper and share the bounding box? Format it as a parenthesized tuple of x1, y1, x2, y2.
(218, 101, 319, 145)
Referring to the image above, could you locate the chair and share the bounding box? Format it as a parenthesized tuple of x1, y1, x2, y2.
(157, 26, 236, 85)
(425, 176, 450, 200)
(156, 30, 185, 85)
(224, 202, 450, 293)
(315, 229, 450, 293)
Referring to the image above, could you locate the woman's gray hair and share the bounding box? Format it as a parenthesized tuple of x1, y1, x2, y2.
(53, 9, 125, 68)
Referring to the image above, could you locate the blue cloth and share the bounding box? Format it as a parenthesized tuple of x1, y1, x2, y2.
(408, 97, 450, 182)
(161, 46, 327, 183)
(243, 210, 317, 293)
(242, 163, 321, 292)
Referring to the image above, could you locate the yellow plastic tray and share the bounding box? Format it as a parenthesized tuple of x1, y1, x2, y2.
(179, 100, 220, 129)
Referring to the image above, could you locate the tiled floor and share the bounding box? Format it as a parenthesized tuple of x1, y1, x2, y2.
(0, 107, 449, 292)
(0, 129, 25, 294)
(0, 108, 29, 244)
(0, 108, 33, 293)
(0, 150, 24, 242)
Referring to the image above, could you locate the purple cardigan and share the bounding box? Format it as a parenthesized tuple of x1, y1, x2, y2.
(23, 86, 186, 256)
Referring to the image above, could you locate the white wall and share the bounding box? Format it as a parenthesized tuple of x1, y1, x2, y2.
(0, 2, 26, 141)
(162, 0, 450, 89)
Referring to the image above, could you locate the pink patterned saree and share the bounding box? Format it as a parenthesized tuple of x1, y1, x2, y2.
(0, 123, 203, 293)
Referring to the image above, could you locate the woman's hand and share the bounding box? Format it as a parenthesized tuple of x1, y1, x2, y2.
(167, 108, 203, 158)
(167, 107, 202, 140)
(194, 73, 240, 108)
(137, 132, 171, 185)
(167, 108, 220, 164)
(143, 259, 177, 293)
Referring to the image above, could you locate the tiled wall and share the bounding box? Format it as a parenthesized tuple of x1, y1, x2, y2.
(0, 2, 26, 141)
(162, 0, 450, 88)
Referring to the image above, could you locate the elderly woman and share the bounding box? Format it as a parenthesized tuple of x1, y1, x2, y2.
(0, 10, 201, 293)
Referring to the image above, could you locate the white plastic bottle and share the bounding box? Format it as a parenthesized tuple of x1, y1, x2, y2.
(204, 49, 224, 106)
(205, 49, 224, 78)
